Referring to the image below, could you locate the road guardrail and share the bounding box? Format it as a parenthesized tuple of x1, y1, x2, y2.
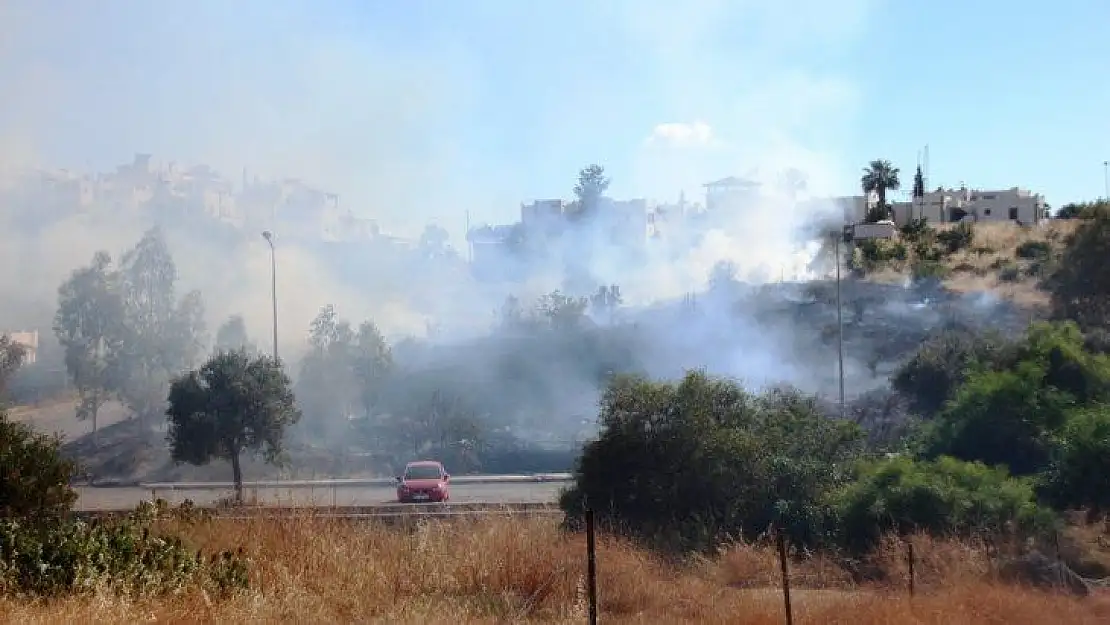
(131, 473, 573, 491)
(74, 501, 560, 520)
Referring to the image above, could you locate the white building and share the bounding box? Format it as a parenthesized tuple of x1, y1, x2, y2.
(5, 330, 38, 364)
(892, 186, 1046, 226)
(702, 176, 761, 212)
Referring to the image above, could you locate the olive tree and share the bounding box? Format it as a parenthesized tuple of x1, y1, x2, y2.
(166, 350, 300, 502)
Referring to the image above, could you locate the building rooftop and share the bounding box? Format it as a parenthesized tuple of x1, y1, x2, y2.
(703, 176, 760, 189)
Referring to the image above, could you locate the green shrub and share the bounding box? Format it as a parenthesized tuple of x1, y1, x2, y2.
(1039, 407, 1110, 518)
(0, 410, 245, 599)
(891, 326, 1014, 418)
(999, 263, 1022, 282)
(912, 239, 945, 263)
(1016, 240, 1052, 260)
(859, 239, 905, 264)
(0, 412, 78, 523)
(0, 502, 247, 597)
(829, 456, 1055, 553)
(911, 260, 949, 282)
(937, 222, 975, 254)
(921, 322, 1110, 477)
(899, 217, 932, 242)
(560, 372, 863, 553)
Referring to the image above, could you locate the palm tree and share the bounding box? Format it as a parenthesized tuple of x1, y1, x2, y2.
(860, 160, 901, 221)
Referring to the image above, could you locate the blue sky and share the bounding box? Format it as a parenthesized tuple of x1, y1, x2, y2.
(1, 1, 1107, 236)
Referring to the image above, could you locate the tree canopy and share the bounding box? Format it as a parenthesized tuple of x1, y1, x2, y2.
(561, 371, 864, 552)
(53, 251, 126, 443)
(861, 159, 901, 222)
(1048, 209, 1110, 328)
(166, 350, 300, 501)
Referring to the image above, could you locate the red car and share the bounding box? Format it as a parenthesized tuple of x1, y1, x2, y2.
(396, 460, 451, 503)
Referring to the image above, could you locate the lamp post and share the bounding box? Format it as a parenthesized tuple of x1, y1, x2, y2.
(834, 231, 845, 418)
(1103, 161, 1109, 200)
(261, 231, 278, 361)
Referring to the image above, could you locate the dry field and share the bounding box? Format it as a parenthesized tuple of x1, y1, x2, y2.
(8, 397, 128, 441)
(867, 219, 1079, 309)
(2, 514, 1109, 624)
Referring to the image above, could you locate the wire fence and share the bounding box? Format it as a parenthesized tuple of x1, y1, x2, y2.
(575, 510, 1098, 625)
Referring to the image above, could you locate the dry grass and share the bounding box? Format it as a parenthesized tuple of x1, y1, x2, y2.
(939, 220, 1077, 308)
(2, 514, 1109, 624)
(866, 220, 1080, 309)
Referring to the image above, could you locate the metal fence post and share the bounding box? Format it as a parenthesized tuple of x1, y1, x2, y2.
(586, 509, 598, 625)
(777, 532, 794, 625)
(908, 541, 915, 596)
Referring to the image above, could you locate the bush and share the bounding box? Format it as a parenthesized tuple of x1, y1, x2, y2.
(1039, 407, 1110, 518)
(921, 322, 1110, 476)
(911, 260, 950, 282)
(0, 502, 248, 597)
(999, 263, 1022, 282)
(1055, 201, 1109, 220)
(899, 217, 931, 242)
(560, 371, 864, 553)
(0, 412, 78, 523)
(912, 239, 944, 263)
(1016, 240, 1052, 260)
(857, 239, 906, 268)
(1048, 208, 1110, 328)
(829, 456, 1055, 553)
(937, 222, 975, 254)
(0, 410, 247, 599)
(892, 326, 1014, 418)
(924, 366, 1070, 476)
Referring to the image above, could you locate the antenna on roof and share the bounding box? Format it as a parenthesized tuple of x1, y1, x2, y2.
(923, 144, 930, 191)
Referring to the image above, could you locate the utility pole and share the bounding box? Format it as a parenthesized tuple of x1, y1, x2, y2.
(1103, 161, 1109, 200)
(835, 232, 845, 417)
(262, 231, 278, 361)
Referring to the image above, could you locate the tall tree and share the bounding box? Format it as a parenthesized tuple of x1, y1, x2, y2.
(295, 305, 359, 441)
(568, 164, 611, 220)
(0, 337, 28, 401)
(214, 315, 254, 354)
(53, 251, 126, 444)
(171, 289, 207, 369)
(861, 160, 901, 222)
(497, 295, 528, 331)
(116, 227, 206, 433)
(535, 290, 589, 331)
(167, 350, 300, 502)
(1048, 210, 1110, 328)
(353, 320, 393, 420)
(589, 285, 623, 322)
(912, 165, 926, 221)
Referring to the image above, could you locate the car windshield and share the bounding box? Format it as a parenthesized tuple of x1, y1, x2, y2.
(404, 465, 442, 480)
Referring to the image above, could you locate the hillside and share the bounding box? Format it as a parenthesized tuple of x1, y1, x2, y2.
(857, 219, 1077, 308)
(9, 399, 388, 483)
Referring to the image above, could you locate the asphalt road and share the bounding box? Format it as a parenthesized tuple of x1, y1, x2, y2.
(75, 481, 568, 511)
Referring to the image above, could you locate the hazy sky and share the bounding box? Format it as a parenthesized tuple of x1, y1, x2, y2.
(2, 1, 1107, 238)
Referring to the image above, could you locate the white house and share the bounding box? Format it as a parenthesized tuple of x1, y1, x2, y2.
(893, 186, 1046, 226)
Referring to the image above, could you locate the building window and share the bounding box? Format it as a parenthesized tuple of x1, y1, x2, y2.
(984, 209, 992, 216)
(1008, 206, 1018, 220)
(982, 194, 997, 200)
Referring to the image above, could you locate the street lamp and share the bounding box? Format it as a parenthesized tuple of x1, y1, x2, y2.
(1103, 161, 1109, 200)
(261, 231, 278, 361)
(834, 230, 845, 418)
